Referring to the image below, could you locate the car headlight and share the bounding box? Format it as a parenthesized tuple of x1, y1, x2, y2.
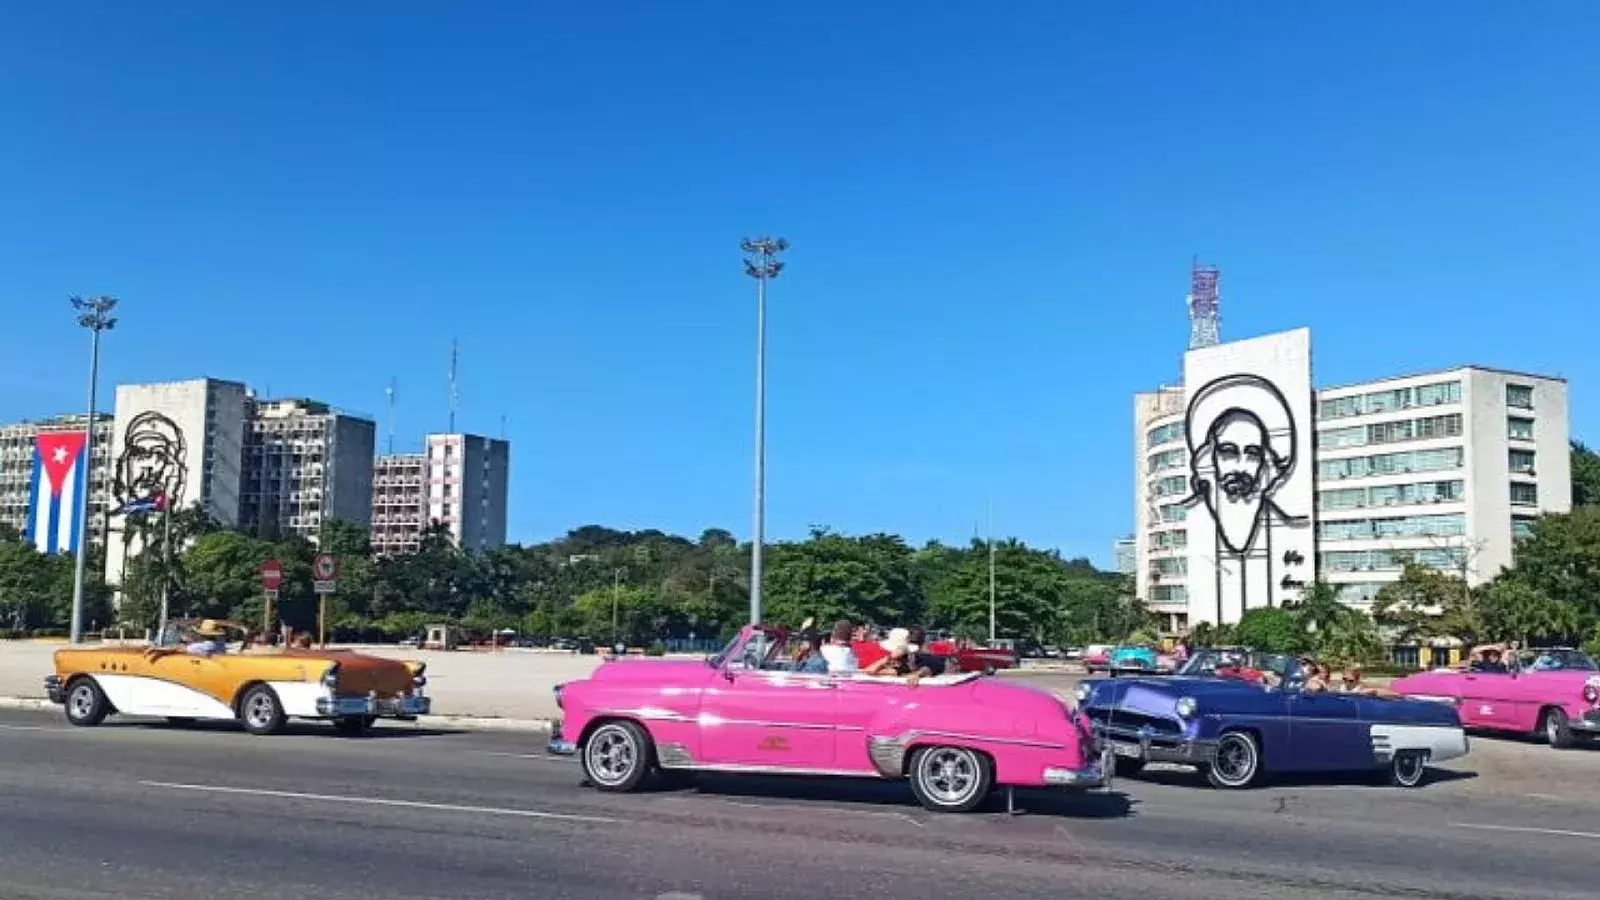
(1175, 696, 1198, 718)
(1584, 685, 1598, 704)
(1075, 683, 1092, 704)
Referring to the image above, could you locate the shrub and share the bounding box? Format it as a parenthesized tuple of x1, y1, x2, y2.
(645, 641, 667, 657)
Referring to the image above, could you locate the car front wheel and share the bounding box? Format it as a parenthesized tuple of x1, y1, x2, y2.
(238, 685, 287, 736)
(582, 720, 653, 792)
(1205, 731, 1262, 789)
(908, 745, 993, 813)
(64, 678, 109, 727)
(1542, 707, 1575, 749)
(1389, 750, 1427, 787)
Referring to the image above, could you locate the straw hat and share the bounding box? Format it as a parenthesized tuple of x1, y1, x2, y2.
(195, 620, 226, 638)
(880, 627, 911, 655)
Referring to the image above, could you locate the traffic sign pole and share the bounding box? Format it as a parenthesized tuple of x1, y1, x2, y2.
(312, 554, 339, 647)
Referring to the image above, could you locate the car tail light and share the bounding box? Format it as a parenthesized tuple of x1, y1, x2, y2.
(320, 663, 340, 689)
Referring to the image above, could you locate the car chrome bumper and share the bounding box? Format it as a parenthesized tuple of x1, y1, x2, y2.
(1094, 724, 1215, 765)
(314, 694, 431, 718)
(1044, 747, 1115, 790)
(44, 675, 64, 704)
(547, 719, 576, 755)
(1572, 710, 1600, 734)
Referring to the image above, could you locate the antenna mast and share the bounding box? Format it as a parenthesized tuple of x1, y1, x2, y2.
(447, 339, 459, 434)
(384, 377, 397, 455)
(1187, 258, 1221, 350)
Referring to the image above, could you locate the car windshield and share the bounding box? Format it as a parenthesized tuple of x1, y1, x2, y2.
(1523, 649, 1598, 671)
(1180, 648, 1298, 679)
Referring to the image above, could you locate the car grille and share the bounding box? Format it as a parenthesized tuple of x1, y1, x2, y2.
(1082, 708, 1183, 736)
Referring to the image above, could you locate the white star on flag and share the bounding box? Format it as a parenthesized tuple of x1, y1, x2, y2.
(52, 447, 68, 464)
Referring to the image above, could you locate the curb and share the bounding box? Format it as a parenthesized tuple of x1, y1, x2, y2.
(0, 695, 554, 733)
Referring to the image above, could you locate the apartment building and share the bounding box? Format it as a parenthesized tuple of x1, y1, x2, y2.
(0, 414, 114, 550)
(370, 433, 510, 555)
(371, 452, 426, 555)
(240, 399, 376, 543)
(1133, 329, 1571, 631)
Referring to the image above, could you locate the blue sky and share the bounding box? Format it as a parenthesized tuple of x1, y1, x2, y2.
(2, 3, 1597, 565)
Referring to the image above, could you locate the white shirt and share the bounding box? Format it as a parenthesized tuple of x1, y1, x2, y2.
(186, 640, 225, 656)
(820, 643, 858, 674)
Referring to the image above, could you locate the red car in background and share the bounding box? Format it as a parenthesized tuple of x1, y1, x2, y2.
(850, 636, 1019, 676)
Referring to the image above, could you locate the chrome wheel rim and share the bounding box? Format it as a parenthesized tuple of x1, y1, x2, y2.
(1213, 735, 1255, 785)
(1395, 753, 1424, 785)
(68, 684, 95, 720)
(918, 748, 980, 806)
(244, 692, 277, 729)
(586, 726, 638, 786)
(1546, 713, 1562, 743)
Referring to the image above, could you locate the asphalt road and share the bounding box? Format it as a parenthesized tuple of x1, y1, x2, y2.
(2, 708, 1598, 900)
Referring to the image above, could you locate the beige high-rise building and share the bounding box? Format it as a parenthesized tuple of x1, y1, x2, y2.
(371, 452, 427, 556)
(371, 432, 510, 555)
(240, 398, 376, 543)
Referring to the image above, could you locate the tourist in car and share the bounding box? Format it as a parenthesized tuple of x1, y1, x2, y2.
(905, 626, 950, 675)
(820, 620, 859, 673)
(864, 628, 935, 686)
(185, 620, 229, 656)
(1337, 665, 1399, 699)
(790, 627, 829, 673)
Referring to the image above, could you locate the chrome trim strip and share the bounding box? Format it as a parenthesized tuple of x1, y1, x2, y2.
(592, 708, 862, 733)
(905, 729, 1067, 750)
(670, 762, 874, 778)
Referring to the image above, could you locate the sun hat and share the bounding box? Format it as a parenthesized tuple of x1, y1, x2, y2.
(880, 627, 911, 655)
(196, 620, 225, 638)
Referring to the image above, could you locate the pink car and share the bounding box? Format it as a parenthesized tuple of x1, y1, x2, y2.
(548, 625, 1112, 812)
(1390, 648, 1600, 748)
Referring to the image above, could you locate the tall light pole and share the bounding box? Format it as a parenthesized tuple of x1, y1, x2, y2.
(69, 296, 117, 645)
(987, 500, 997, 644)
(741, 236, 786, 626)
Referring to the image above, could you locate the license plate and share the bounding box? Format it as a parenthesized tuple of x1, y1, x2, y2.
(1110, 741, 1142, 759)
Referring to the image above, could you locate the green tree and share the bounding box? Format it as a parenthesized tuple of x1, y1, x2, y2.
(1572, 440, 1600, 508)
(1476, 578, 1581, 645)
(763, 529, 920, 628)
(1372, 563, 1480, 643)
(1507, 506, 1600, 631)
(1235, 608, 1310, 654)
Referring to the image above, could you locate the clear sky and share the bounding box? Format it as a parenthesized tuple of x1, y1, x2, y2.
(3, 3, 1597, 564)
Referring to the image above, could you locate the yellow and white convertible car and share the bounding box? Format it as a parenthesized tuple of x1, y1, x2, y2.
(44, 619, 430, 735)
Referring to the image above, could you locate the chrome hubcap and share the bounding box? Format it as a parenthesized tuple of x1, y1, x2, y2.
(1396, 755, 1423, 783)
(245, 694, 275, 727)
(1215, 737, 1253, 783)
(919, 748, 978, 805)
(587, 727, 637, 785)
(1547, 715, 1560, 741)
(68, 686, 94, 719)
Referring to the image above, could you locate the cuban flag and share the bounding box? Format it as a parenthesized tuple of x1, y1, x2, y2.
(24, 431, 88, 555)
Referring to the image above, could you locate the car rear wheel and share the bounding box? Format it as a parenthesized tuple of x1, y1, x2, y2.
(908, 745, 993, 813)
(1541, 707, 1575, 749)
(1389, 750, 1427, 787)
(582, 720, 653, 792)
(238, 685, 287, 736)
(1205, 731, 1262, 789)
(64, 678, 109, 727)
(982, 664, 997, 676)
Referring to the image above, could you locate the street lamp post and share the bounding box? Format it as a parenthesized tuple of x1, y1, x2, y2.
(69, 296, 117, 645)
(740, 236, 787, 626)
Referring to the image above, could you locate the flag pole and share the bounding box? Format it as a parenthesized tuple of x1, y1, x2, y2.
(158, 496, 171, 628)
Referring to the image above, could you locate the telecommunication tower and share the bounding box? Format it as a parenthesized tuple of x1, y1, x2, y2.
(1187, 259, 1221, 349)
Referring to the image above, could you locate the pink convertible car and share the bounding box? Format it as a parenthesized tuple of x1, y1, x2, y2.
(548, 625, 1112, 812)
(1390, 648, 1600, 748)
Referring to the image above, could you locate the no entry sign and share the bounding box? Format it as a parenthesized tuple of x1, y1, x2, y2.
(259, 560, 283, 592)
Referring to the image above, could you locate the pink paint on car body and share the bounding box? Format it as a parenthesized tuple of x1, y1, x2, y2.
(548, 626, 1111, 812)
(1391, 652, 1600, 748)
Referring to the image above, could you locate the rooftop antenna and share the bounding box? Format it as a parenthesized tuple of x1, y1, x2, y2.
(384, 377, 397, 455)
(499, 414, 507, 440)
(447, 339, 459, 434)
(1187, 258, 1221, 350)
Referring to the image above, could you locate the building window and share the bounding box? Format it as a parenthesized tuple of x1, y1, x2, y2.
(1318, 426, 1367, 450)
(1149, 585, 1188, 605)
(1150, 529, 1188, 551)
(1147, 448, 1186, 474)
(1507, 416, 1534, 440)
(1414, 414, 1463, 440)
(1506, 384, 1534, 409)
(1319, 395, 1364, 419)
(1316, 513, 1465, 541)
(1146, 422, 1184, 449)
(1366, 419, 1414, 445)
(1508, 449, 1536, 473)
(1511, 515, 1539, 541)
(1316, 479, 1464, 511)
(1151, 475, 1189, 498)
(1510, 482, 1538, 507)
(1157, 503, 1188, 523)
(1415, 381, 1462, 406)
(1150, 557, 1187, 577)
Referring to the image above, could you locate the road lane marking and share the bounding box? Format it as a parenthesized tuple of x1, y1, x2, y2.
(1453, 822, 1600, 841)
(0, 724, 57, 732)
(139, 780, 617, 824)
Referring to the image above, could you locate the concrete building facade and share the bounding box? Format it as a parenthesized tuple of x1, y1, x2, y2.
(372, 433, 511, 555)
(371, 452, 427, 556)
(1134, 329, 1571, 632)
(240, 398, 376, 543)
(0, 415, 115, 549)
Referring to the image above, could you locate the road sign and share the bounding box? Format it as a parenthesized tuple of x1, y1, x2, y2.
(260, 560, 283, 592)
(313, 552, 338, 594)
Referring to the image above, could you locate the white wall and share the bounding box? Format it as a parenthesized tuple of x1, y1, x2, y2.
(1183, 328, 1316, 625)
